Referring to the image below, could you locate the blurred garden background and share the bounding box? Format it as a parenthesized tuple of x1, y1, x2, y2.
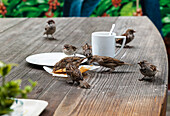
(0, 0, 169, 38)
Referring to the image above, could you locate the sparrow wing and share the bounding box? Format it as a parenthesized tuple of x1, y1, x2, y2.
(45, 24, 49, 31)
(72, 46, 77, 51)
(121, 33, 126, 36)
(116, 38, 123, 43)
(150, 64, 157, 71)
(71, 57, 84, 63)
(73, 69, 83, 80)
(102, 57, 124, 64)
(116, 32, 128, 43)
(63, 57, 81, 63)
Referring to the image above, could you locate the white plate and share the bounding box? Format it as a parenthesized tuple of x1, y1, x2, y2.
(43, 65, 100, 77)
(26, 52, 85, 66)
(9, 99, 48, 116)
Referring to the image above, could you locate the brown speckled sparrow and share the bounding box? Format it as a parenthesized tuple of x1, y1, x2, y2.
(82, 43, 92, 59)
(66, 63, 91, 89)
(138, 60, 159, 82)
(89, 55, 131, 71)
(63, 44, 77, 56)
(44, 20, 56, 39)
(116, 29, 135, 47)
(53, 57, 85, 72)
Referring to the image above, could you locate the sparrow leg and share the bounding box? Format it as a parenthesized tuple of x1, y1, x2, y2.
(139, 76, 153, 82)
(148, 76, 155, 82)
(76, 81, 80, 85)
(51, 34, 55, 39)
(109, 68, 115, 73)
(152, 76, 155, 82)
(138, 76, 145, 81)
(148, 79, 153, 82)
(124, 45, 133, 48)
(66, 77, 74, 84)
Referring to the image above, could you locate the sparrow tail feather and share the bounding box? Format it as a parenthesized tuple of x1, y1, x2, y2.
(124, 63, 133, 66)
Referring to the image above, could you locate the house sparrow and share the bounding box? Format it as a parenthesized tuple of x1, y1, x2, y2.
(66, 63, 91, 89)
(82, 43, 92, 59)
(63, 44, 77, 56)
(44, 19, 56, 39)
(116, 29, 136, 47)
(138, 60, 159, 82)
(53, 57, 86, 72)
(89, 55, 131, 71)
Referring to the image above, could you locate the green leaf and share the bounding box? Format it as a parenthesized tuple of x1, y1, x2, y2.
(160, 0, 170, 6)
(2, 0, 9, 6)
(120, 2, 136, 16)
(121, 0, 134, 4)
(162, 24, 170, 37)
(7, 0, 21, 14)
(0, 61, 5, 68)
(19, 7, 41, 12)
(1, 65, 12, 77)
(25, 86, 32, 92)
(162, 15, 170, 23)
(24, 0, 38, 6)
(29, 79, 37, 87)
(106, 6, 119, 16)
(36, 0, 46, 4)
(160, 8, 170, 17)
(38, 5, 49, 12)
(27, 11, 42, 17)
(95, 0, 112, 16)
(0, 62, 17, 77)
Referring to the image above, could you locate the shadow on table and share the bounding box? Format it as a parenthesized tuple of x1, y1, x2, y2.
(154, 77, 165, 85)
(25, 63, 44, 70)
(93, 70, 136, 74)
(142, 77, 165, 85)
(116, 45, 135, 48)
(43, 37, 58, 41)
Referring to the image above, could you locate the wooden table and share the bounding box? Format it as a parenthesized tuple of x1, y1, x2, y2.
(0, 17, 168, 116)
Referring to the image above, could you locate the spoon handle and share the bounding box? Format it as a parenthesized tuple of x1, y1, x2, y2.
(109, 24, 115, 35)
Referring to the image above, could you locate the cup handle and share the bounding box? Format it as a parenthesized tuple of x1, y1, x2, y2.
(114, 36, 126, 57)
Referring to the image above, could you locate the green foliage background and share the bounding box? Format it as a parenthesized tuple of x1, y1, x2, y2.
(0, 0, 169, 37)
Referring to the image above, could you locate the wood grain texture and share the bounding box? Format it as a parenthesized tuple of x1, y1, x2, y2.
(0, 17, 168, 116)
(0, 18, 27, 33)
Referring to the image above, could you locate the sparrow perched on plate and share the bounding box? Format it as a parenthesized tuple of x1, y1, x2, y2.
(116, 29, 136, 47)
(138, 60, 159, 82)
(63, 44, 77, 56)
(89, 55, 131, 71)
(66, 63, 90, 89)
(53, 57, 86, 72)
(82, 43, 92, 59)
(44, 19, 56, 39)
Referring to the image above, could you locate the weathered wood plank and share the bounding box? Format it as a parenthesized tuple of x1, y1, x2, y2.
(0, 18, 27, 33)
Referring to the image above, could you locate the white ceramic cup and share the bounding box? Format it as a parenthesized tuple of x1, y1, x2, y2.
(91, 32, 126, 58)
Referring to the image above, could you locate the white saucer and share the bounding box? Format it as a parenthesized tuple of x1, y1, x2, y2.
(6, 99, 48, 116)
(26, 52, 85, 66)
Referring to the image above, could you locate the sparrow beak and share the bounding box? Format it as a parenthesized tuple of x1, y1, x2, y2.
(133, 30, 136, 33)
